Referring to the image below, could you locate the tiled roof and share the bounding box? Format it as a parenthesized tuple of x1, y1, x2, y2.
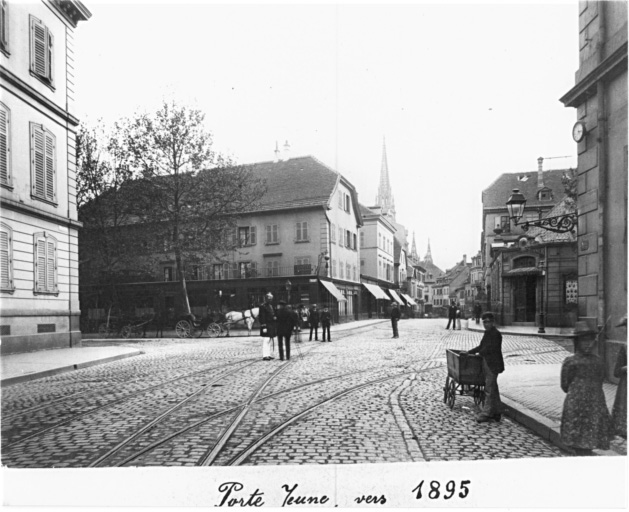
(526, 199, 577, 243)
(482, 168, 571, 209)
(243, 156, 340, 212)
(419, 260, 444, 280)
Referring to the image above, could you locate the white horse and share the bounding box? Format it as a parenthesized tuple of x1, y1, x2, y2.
(224, 307, 259, 336)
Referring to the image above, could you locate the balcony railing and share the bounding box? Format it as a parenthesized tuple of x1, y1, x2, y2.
(197, 264, 318, 281)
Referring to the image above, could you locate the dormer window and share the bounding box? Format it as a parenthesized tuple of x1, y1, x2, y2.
(537, 188, 553, 201)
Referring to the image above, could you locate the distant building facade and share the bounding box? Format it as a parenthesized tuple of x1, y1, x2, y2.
(1, 0, 91, 354)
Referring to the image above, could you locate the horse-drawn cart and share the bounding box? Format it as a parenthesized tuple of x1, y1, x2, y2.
(175, 308, 259, 338)
(443, 349, 485, 409)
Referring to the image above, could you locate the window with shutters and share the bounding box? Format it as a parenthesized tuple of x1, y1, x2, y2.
(30, 15, 54, 87)
(238, 226, 256, 246)
(295, 221, 309, 242)
(0, 0, 8, 56)
(265, 224, 279, 245)
(30, 123, 56, 204)
(33, 232, 58, 294)
(1, 223, 14, 293)
(265, 260, 279, 277)
(0, 102, 11, 188)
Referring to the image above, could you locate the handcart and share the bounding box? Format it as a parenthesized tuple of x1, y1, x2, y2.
(443, 349, 485, 409)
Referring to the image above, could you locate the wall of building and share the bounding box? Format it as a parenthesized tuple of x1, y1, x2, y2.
(1, 2, 83, 355)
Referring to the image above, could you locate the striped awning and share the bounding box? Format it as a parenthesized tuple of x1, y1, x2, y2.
(386, 289, 403, 304)
(363, 283, 389, 300)
(504, 267, 542, 277)
(319, 279, 347, 302)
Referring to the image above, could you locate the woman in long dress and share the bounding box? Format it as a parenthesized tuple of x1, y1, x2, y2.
(560, 323, 613, 454)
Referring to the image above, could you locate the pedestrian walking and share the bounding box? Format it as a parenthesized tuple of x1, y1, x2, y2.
(456, 304, 462, 330)
(390, 302, 401, 338)
(445, 301, 457, 330)
(473, 302, 482, 325)
(276, 301, 298, 361)
(466, 312, 504, 423)
(320, 306, 332, 342)
(560, 321, 613, 454)
(258, 292, 277, 361)
(309, 304, 320, 341)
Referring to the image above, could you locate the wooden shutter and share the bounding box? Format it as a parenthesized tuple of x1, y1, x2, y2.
(46, 239, 56, 291)
(303, 222, 308, 240)
(31, 16, 47, 78)
(0, 0, 8, 51)
(32, 125, 45, 197)
(0, 104, 8, 185)
(249, 226, 256, 245)
(0, 229, 9, 289)
(35, 235, 46, 291)
(44, 130, 55, 201)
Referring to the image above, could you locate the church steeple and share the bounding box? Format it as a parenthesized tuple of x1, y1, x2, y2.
(411, 231, 419, 262)
(424, 238, 433, 264)
(375, 137, 396, 220)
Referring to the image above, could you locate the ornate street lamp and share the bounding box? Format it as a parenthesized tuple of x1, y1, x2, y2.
(538, 260, 546, 334)
(506, 188, 577, 233)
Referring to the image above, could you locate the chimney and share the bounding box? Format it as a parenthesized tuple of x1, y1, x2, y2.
(283, 140, 291, 161)
(537, 157, 544, 188)
(463, 254, 467, 264)
(274, 141, 280, 162)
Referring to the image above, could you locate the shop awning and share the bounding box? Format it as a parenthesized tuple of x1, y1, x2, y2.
(386, 289, 403, 304)
(363, 283, 389, 300)
(402, 293, 416, 305)
(504, 267, 542, 277)
(319, 279, 347, 302)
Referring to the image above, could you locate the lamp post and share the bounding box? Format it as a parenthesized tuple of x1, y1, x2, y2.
(538, 260, 546, 334)
(506, 188, 577, 233)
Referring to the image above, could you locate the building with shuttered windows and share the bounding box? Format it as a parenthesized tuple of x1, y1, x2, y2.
(0, 0, 91, 354)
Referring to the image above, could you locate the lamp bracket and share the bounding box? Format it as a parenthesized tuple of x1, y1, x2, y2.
(517, 213, 577, 234)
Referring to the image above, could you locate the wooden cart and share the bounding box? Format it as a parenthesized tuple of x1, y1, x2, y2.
(443, 349, 486, 409)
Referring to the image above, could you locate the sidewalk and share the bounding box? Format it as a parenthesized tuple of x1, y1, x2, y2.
(466, 319, 626, 457)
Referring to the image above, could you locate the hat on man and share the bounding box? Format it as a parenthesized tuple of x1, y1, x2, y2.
(265, 292, 273, 298)
(391, 302, 398, 307)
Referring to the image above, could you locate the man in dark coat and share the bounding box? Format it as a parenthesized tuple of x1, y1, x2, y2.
(473, 302, 482, 325)
(466, 312, 504, 423)
(320, 306, 332, 342)
(309, 304, 320, 341)
(390, 302, 401, 338)
(446, 301, 457, 330)
(276, 301, 298, 360)
(258, 292, 276, 361)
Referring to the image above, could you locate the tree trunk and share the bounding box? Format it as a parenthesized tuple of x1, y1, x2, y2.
(175, 248, 192, 316)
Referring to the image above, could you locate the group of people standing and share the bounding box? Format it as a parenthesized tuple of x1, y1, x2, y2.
(257, 294, 333, 361)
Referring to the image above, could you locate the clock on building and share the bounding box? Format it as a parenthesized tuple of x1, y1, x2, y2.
(572, 121, 586, 143)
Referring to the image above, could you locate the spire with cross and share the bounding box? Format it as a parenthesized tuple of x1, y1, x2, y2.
(375, 137, 396, 220)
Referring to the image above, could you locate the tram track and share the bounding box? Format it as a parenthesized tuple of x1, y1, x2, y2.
(2, 321, 571, 467)
(2, 356, 260, 449)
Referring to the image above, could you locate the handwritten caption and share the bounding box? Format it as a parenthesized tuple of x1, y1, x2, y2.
(215, 480, 471, 506)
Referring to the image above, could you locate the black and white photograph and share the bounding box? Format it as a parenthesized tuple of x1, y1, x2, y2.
(0, 0, 627, 508)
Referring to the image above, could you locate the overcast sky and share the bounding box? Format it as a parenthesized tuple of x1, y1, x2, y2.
(74, 1, 580, 270)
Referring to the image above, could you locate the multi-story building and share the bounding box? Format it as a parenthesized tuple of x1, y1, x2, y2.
(560, 1, 627, 377)
(79, 155, 365, 325)
(419, 240, 444, 315)
(481, 160, 575, 328)
(358, 203, 395, 318)
(1, 1, 91, 354)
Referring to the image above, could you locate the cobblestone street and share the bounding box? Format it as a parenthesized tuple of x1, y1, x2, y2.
(1, 319, 567, 467)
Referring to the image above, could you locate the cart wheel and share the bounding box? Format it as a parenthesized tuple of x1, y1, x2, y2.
(443, 376, 450, 404)
(121, 325, 133, 339)
(207, 323, 221, 338)
(446, 380, 457, 409)
(176, 320, 192, 338)
(477, 388, 486, 407)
